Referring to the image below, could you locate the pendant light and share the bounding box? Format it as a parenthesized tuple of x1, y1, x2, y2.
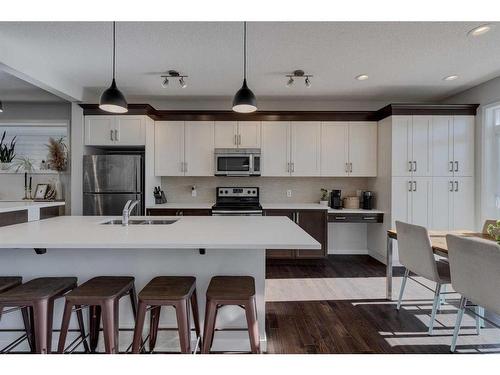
(232, 22, 257, 113)
(99, 21, 128, 113)
(0, 101, 3, 113)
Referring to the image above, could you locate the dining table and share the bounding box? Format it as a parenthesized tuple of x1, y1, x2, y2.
(385, 229, 495, 300)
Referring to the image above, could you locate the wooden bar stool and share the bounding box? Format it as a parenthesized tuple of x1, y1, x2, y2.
(202, 276, 260, 354)
(0, 277, 83, 354)
(57, 276, 137, 354)
(132, 276, 201, 354)
(0, 277, 34, 353)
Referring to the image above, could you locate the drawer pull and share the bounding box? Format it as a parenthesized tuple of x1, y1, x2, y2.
(335, 216, 347, 220)
(363, 216, 376, 220)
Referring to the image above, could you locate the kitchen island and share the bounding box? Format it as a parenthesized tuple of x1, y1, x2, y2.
(0, 215, 319, 353)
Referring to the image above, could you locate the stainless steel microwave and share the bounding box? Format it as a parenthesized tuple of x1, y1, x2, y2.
(214, 148, 261, 176)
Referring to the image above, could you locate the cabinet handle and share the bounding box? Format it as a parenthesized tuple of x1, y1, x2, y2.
(234, 134, 237, 145)
(408, 161, 412, 172)
(335, 216, 346, 220)
(110, 129, 114, 141)
(413, 181, 417, 191)
(449, 161, 454, 172)
(349, 162, 353, 173)
(454, 161, 459, 172)
(114, 129, 119, 142)
(413, 161, 417, 172)
(238, 134, 242, 145)
(179, 210, 184, 216)
(408, 181, 412, 192)
(449, 181, 454, 192)
(295, 211, 300, 223)
(363, 216, 376, 220)
(345, 163, 349, 173)
(287, 162, 290, 173)
(455, 181, 458, 192)
(291, 162, 295, 173)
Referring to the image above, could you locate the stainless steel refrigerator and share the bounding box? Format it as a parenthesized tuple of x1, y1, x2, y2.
(83, 154, 144, 216)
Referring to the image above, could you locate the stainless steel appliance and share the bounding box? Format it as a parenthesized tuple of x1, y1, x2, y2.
(214, 148, 261, 176)
(211, 187, 262, 216)
(83, 154, 144, 215)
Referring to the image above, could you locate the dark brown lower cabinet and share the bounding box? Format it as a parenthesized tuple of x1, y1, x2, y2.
(264, 209, 327, 259)
(147, 208, 211, 216)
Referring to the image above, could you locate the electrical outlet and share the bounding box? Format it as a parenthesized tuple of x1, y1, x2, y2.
(191, 185, 197, 197)
(286, 190, 292, 198)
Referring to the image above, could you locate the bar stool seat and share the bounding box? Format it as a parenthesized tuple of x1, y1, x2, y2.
(0, 277, 22, 294)
(202, 276, 260, 354)
(0, 277, 80, 354)
(132, 276, 201, 354)
(58, 276, 137, 354)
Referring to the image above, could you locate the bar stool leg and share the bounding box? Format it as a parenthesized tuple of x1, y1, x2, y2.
(75, 305, 90, 353)
(190, 289, 202, 348)
(129, 286, 138, 322)
(102, 300, 119, 354)
(21, 307, 34, 352)
(32, 298, 54, 354)
(202, 300, 217, 354)
(89, 305, 101, 353)
(149, 306, 161, 352)
(57, 301, 74, 353)
(132, 301, 147, 354)
(175, 299, 191, 354)
(245, 297, 260, 354)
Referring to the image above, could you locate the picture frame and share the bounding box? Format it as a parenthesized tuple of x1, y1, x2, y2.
(34, 184, 49, 200)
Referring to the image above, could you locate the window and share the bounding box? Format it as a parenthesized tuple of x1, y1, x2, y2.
(0, 123, 67, 172)
(495, 108, 500, 211)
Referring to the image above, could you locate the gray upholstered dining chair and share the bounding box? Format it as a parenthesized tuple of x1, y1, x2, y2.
(395, 221, 454, 335)
(446, 234, 500, 352)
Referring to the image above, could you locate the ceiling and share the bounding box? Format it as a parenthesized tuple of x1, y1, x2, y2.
(0, 70, 63, 102)
(0, 22, 499, 105)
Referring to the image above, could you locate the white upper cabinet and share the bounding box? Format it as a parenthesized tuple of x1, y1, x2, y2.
(411, 116, 431, 177)
(391, 116, 412, 176)
(261, 121, 290, 177)
(85, 115, 146, 146)
(348, 122, 377, 177)
(431, 115, 474, 177)
(320, 122, 349, 176)
(290, 122, 321, 176)
(114, 116, 146, 145)
(154, 121, 185, 176)
(238, 122, 261, 148)
(155, 121, 215, 176)
(431, 116, 453, 177)
(214, 121, 238, 148)
(214, 121, 261, 148)
(184, 121, 215, 176)
(452, 116, 474, 177)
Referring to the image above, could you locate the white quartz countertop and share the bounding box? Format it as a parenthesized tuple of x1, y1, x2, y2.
(0, 201, 65, 214)
(328, 208, 384, 214)
(147, 202, 330, 210)
(0, 215, 320, 250)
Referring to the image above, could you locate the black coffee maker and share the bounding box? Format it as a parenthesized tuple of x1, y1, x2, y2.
(362, 191, 374, 210)
(329, 190, 342, 209)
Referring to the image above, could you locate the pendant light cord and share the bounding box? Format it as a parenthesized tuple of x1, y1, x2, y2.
(243, 21, 247, 80)
(112, 21, 116, 80)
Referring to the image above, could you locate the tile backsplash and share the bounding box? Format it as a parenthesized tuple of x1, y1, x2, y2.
(160, 176, 374, 203)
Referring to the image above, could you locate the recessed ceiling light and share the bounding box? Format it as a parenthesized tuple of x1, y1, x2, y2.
(468, 24, 492, 37)
(443, 75, 459, 81)
(355, 74, 369, 81)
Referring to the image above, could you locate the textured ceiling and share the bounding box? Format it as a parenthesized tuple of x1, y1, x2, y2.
(0, 70, 63, 102)
(0, 22, 499, 103)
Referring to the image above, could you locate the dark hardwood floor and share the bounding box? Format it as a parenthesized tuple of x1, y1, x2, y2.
(265, 255, 500, 354)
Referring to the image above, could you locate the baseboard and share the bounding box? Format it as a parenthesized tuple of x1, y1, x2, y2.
(328, 249, 369, 255)
(368, 249, 386, 264)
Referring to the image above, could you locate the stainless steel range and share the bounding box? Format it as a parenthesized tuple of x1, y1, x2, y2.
(211, 187, 263, 216)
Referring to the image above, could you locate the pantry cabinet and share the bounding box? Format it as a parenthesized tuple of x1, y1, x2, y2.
(155, 121, 214, 176)
(214, 121, 261, 148)
(85, 115, 146, 146)
(391, 176, 432, 228)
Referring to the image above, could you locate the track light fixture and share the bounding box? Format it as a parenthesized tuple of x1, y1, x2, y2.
(285, 70, 313, 88)
(160, 70, 188, 89)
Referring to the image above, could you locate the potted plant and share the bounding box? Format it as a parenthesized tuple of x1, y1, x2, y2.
(0, 131, 17, 170)
(487, 220, 500, 245)
(320, 188, 329, 206)
(46, 137, 67, 172)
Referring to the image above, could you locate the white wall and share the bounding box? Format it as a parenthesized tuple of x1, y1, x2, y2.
(443, 76, 500, 227)
(69, 103, 84, 215)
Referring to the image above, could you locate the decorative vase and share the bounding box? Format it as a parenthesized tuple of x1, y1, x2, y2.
(320, 200, 329, 206)
(0, 162, 12, 171)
